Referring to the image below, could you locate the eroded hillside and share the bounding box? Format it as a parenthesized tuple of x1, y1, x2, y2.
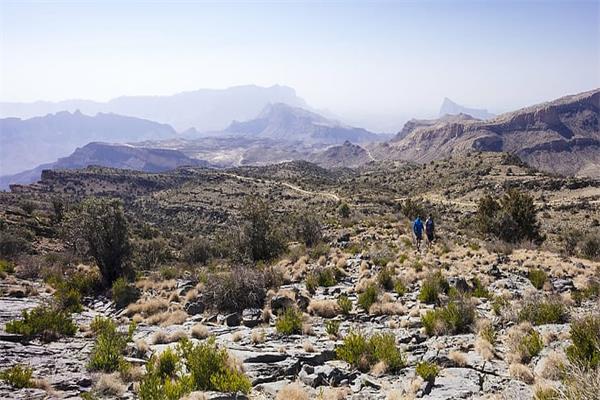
(0, 153, 598, 400)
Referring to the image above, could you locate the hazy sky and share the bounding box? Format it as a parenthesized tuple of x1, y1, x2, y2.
(1, 0, 599, 125)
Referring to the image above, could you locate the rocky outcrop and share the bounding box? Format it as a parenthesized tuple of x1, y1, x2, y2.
(382, 89, 600, 177)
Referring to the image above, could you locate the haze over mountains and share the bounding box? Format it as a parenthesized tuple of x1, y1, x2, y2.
(439, 97, 495, 120)
(0, 111, 176, 175)
(0, 85, 308, 132)
(1, 85, 598, 190)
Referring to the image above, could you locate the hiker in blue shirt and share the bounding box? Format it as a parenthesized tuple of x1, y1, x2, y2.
(425, 215, 435, 247)
(413, 216, 424, 251)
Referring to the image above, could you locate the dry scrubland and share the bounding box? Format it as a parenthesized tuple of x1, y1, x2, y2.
(0, 152, 599, 400)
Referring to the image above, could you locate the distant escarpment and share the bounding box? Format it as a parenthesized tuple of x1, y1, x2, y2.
(375, 89, 599, 177)
(1, 142, 207, 190)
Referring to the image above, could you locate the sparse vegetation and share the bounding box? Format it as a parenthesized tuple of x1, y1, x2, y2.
(476, 189, 543, 244)
(337, 294, 353, 315)
(5, 306, 77, 341)
(415, 361, 439, 384)
(566, 314, 600, 369)
(64, 197, 132, 286)
(421, 295, 475, 336)
(275, 307, 303, 335)
(203, 267, 266, 312)
(418, 271, 449, 304)
(88, 317, 135, 373)
(518, 297, 568, 325)
(528, 269, 548, 290)
(336, 331, 405, 373)
(0, 365, 33, 388)
(358, 284, 379, 311)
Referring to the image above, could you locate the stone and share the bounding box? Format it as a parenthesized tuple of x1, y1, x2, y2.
(270, 295, 295, 315)
(242, 308, 263, 328)
(222, 313, 241, 327)
(185, 299, 206, 315)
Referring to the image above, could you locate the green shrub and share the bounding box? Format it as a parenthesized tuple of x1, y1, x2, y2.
(338, 203, 351, 218)
(0, 365, 33, 388)
(476, 190, 543, 243)
(336, 331, 405, 373)
(111, 277, 139, 308)
(325, 320, 340, 337)
(275, 307, 303, 335)
(518, 329, 543, 363)
(53, 284, 83, 312)
(566, 315, 600, 369)
(580, 231, 600, 260)
(479, 323, 497, 345)
(421, 296, 475, 336)
(518, 297, 568, 325)
(0, 259, 15, 278)
(337, 295, 353, 315)
(316, 268, 337, 287)
(471, 277, 491, 299)
(238, 197, 287, 262)
(305, 273, 318, 294)
(156, 347, 181, 379)
(295, 214, 323, 247)
(135, 238, 171, 270)
(182, 237, 212, 265)
(418, 271, 449, 304)
(139, 355, 193, 400)
(370, 332, 406, 372)
(5, 306, 77, 341)
(492, 295, 509, 315)
(308, 242, 330, 260)
(528, 269, 548, 290)
(88, 317, 134, 373)
(533, 388, 559, 400)
(358, 284, 379, 312)
(177, 337, 251, 393)
(415, 361, 439, 384)
(0, 230, 30, 258)
(401, 198, 425, 220)
(63, 198, 132, 286)
(377, 265, 395, 291)
(394, 280, 407, 296)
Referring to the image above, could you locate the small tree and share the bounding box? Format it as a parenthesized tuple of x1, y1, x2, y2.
(295, 214, 323, 247)
(476, 189, 542, 244)
(239, 197, 286, 262)
(65, 198, 131, 287)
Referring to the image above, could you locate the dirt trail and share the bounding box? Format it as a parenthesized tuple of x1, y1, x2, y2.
(222, 173, 340, 202)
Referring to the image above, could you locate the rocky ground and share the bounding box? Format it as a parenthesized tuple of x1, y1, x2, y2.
(0, 153, 598, 399)
(1, 226, 598, 399)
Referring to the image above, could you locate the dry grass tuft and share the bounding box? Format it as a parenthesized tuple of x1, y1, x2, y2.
(369, 301, 406, 316)
(191, 324, 210, 339)
(508, 363, 534, 384)
(232, 331, 243, 342)
(152, 329, 187, 344)
(538, 351, 566, 380)
(126, 298, 169, 317)
(276, 382, 309, 400)
(95, 373, 126, 396)
(371, 360, 388, 376)
(307, 299, 340, 318)
(302, 340, 315, 353)
(449, 351, 467, 366)
(475, 337, 494, 361)
(251, 328, 266, 344)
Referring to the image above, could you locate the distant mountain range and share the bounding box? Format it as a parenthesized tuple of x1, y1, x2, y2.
(439, 97, 495, 120)
(0, 85, 308, 132)
(223, 103, 384, 144)
(0, 111, 176, 176)
(373, 88, 600, 177)
(0, 142, 205, 190)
